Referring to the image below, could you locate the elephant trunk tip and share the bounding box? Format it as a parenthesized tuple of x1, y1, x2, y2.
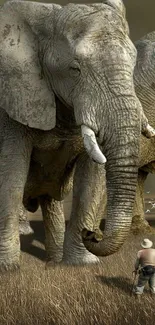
(82, 228, 104, 242)
(82, 227, 128, 257)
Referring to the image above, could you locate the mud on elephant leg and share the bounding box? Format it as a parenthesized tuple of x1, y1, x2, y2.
(131, 170, 155, 234)
(19, 206, 34, 235)
(40, 196, 65, 265)
(63, 154, 106, 265)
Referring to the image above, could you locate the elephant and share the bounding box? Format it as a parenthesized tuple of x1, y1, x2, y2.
(131, 31, 155, 233)
(0, 0, 154, 271)
(82, 30, 155, 254)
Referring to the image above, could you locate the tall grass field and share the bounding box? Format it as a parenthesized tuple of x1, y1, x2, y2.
(0, 222, 155, 325)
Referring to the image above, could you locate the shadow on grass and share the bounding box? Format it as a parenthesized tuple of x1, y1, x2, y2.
(20, 219, 105, 262)
(20, 219, 155, 264)
(96, 275, 134, 295)
(20, 221, 46, 261)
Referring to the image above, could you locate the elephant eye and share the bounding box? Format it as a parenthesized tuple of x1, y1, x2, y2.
(69, 63, 81, 77)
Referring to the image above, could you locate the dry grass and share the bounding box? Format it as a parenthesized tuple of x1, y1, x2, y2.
(0, 230, 155, 325)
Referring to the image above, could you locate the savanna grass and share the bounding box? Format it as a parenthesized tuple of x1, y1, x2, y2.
(0, 228, 155, 325)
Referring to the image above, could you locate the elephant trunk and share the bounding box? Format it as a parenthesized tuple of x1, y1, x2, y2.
(82, 98, 141, 256)
(83, 172, 137, 256)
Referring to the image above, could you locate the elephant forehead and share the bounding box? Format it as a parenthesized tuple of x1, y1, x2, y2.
(73, 19, 126, 58)
(75, 37, 128, 61)
(75, 39, 96, 57)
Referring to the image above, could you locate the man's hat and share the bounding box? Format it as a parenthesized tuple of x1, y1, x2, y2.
(141, 238, 153, 249)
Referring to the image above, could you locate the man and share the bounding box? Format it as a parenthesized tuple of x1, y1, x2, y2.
(133, 238, 155, 295)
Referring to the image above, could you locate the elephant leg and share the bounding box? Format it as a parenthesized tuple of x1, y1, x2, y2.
(63, 154, 106, 265)
(0, 131, 32, 271)
(19, 206, 34, 235)
(40, 196, 65, 264)
(131, 170, 155, 234)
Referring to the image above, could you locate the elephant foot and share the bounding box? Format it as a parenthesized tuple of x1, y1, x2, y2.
(45, 250, 63, 269)
(19, 221, 34, 235)
(63, 253, 99, 265)
(0, 234, 20, 273)
(62, 250, 99, 265)
(45, 259, 61, 269)
(0, 260, 20, 273)
(62, 235, 100, 265)
(131, 216, 155, 235)
(44, 239, 63, 265)
(45, 253, 63, 265)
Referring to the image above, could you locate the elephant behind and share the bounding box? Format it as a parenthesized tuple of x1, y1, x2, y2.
(132, 31, 155, 231)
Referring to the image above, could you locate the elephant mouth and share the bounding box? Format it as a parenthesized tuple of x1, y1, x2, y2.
(81, 125, 106, 165)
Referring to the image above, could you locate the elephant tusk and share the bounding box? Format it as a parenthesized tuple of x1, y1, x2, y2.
(81, 125, 107, 164)
(142, 123, 155, 138)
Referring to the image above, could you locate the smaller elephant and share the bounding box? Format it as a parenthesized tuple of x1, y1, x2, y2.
(131, 31, 155, 233)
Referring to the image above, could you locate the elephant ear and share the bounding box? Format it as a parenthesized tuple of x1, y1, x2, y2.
(0, 1, 61, 130)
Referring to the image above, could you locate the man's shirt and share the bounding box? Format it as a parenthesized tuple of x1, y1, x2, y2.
(135, 248, 155, 270)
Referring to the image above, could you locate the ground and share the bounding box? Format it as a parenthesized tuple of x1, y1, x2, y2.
(0, 221, 155, 325)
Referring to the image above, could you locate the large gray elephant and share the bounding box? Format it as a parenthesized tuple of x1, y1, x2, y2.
(0, 0, 154, 271)
(82, 30, 155, 255)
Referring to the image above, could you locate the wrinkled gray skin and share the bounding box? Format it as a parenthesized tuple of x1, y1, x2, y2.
(132, 31, 155, 230)
(23, 30, 155, 255)
(0, 0, 154, 271)
(21, 30, 155, 242)
(82, 31, 155, 252)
